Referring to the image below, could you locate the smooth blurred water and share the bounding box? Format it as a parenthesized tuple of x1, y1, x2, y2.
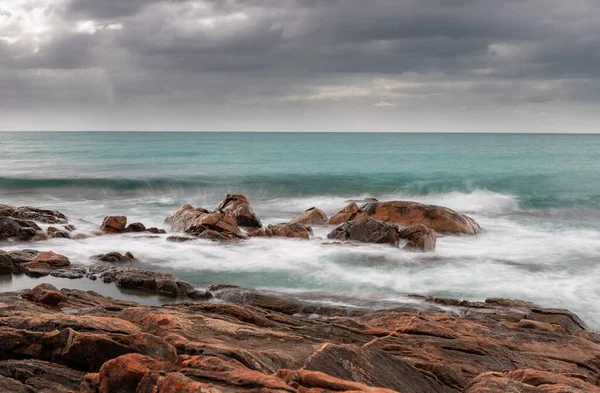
(1, 132, 600, 325)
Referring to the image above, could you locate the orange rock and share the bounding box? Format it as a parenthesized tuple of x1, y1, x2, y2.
(399, 224, 436, 252)
(291, 207, 328, 225)
(100, 216, 127, 233)
(98, 353, 176, 393)
(248, 223, 312, 239)
(216, 194, 262, 228)
(327, 202, 359, 225)
(25, 251, 70, 270)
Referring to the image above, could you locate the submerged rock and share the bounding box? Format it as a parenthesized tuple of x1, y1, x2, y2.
(290, 206, 328, 225)
(248, 222, 313, 239)
(94, 252, 137, 263)
(87, 266, 194, 297)
(216, 193, 262, 228)
(327, 218, 400, 246)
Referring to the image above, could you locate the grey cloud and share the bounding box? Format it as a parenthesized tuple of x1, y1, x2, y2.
(1, 0, 599, 131)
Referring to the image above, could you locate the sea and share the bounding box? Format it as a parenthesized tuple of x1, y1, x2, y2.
(1, 132, 599, 326)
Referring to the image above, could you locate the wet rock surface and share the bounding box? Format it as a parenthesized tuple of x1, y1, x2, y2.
(87, 266, 194, 297)
(248, 222, 313, 239)
(328, 217, 400, 246)
(399, 223, 437, 252)
(328, 200, 481, 235)
(0, 279, 597, 393)
(216, 193, 262, 228)
(165, 205, 246, 239)
(290, 206, 328, 225)
(94, 252, 136, 263)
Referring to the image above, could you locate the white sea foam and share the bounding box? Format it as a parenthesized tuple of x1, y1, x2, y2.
(2, 189, 600, 327)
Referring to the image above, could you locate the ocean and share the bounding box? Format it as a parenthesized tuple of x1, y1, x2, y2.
(1, 132, 599, 325)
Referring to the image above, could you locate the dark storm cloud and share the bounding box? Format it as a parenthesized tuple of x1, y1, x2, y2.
(1, 0, 599, 131)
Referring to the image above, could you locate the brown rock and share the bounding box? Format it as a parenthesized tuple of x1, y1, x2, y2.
(327, 202, 360, 225)
(327, 217, 399, 246)
(87, 266, 193, 297)
(290, 206, 328, 225)
(164, 205, 210, 232)
(357, 201, 481, 235)
(125, 222, 145, 232)
(248, 222, 312, 239)
(0, 252, 14, 274)
(0, 217, 41, 241)
(216, 194, 262, 228)
(166, 236, 195, 243)
(23, 283, 65, 306)
(97, 353, 176, 393)
(197, 229, 233, 241)
(100, 216, 127, 233)
(94, 252, 136, 263)
(399, 224, 437, 252)
(0, 359, 84, 393)
(11, 206, 68, 224)
(47, 226, 71, 239)
(25, 251, 70, 270)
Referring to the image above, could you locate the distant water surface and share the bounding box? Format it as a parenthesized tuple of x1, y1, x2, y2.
(1, 132, 599, 326)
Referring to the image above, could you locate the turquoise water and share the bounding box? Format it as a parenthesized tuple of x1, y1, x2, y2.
(1, 132, 600, 325)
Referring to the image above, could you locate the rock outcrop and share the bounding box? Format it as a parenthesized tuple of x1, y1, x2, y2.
(327, 218, 400, 246)
(290, 207, 328, 225)
(0, 217, 43, 241)
(248, 223, 313, 239)
(0, 204, 68, 224)
(328, 201, 481, 235)
(216, 194, 262, 228)
(0, 280, 597, 393)
(94, 252, 136, 263)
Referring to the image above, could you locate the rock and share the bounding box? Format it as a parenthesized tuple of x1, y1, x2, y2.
(47, 226, 71, 239)
(23, 283, 65, 305)
(100, 216, 127, 234)
(355, 201, 481, 235)
(247, 223, 313, 239)
(290, 207, 328, 225)
(25, 251, 70, 270)
(10, 206, 68, 224)
(166, 236, 195, 243)
(96, 354, 176, 393)
(0, 375, 37, 393)
(165, 205, 245, 239)
(399, 224, 437, 252)
(327, 202, 360, 225)
(125, 222, 145, 232)
(94, 252, 136, 263)
(164, 205, 210, 232)
(0, 252, 15, 274)
(145, 227, 166, 234)
(327, 217, 399, 246)
(87, 266, 193, 297)
(0, 359, 85, 393)
(0, 217, 41, 241)
(187, 289, 213, 300)
(197, 229, 233, 241)
(3, 249, 40, 264)
(216, 194, 262, 228)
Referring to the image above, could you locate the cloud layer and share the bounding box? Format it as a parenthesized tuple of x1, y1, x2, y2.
(1, 0, 599, 131)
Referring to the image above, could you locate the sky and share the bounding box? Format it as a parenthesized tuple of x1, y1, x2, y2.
(0, 0, 599, 132)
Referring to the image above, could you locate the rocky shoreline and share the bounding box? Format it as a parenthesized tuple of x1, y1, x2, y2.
(2, 197, 600, 392)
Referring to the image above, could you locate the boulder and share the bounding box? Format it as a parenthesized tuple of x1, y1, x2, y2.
(216, 194, 262, 228)
(327, 218, 399, 246)
(248, 223, 313, 239)
(327, 202, 360, 225)
(0, 252, 14, 274)
(23, 283, 65, 306)
(125, 222, 146, 232)
(197, 229, 234, 241)
(290, 207, 328, 225)
(0, 217, 41, 241)
(165, 205, 245, 239)
(94, 252, 136, 263)
(164, 205, 210, 232)
(25, 251, 70, 270)
(399, 224, 436, 252)
(367, 201, 480, 235)
(100, 216, 127, 234)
